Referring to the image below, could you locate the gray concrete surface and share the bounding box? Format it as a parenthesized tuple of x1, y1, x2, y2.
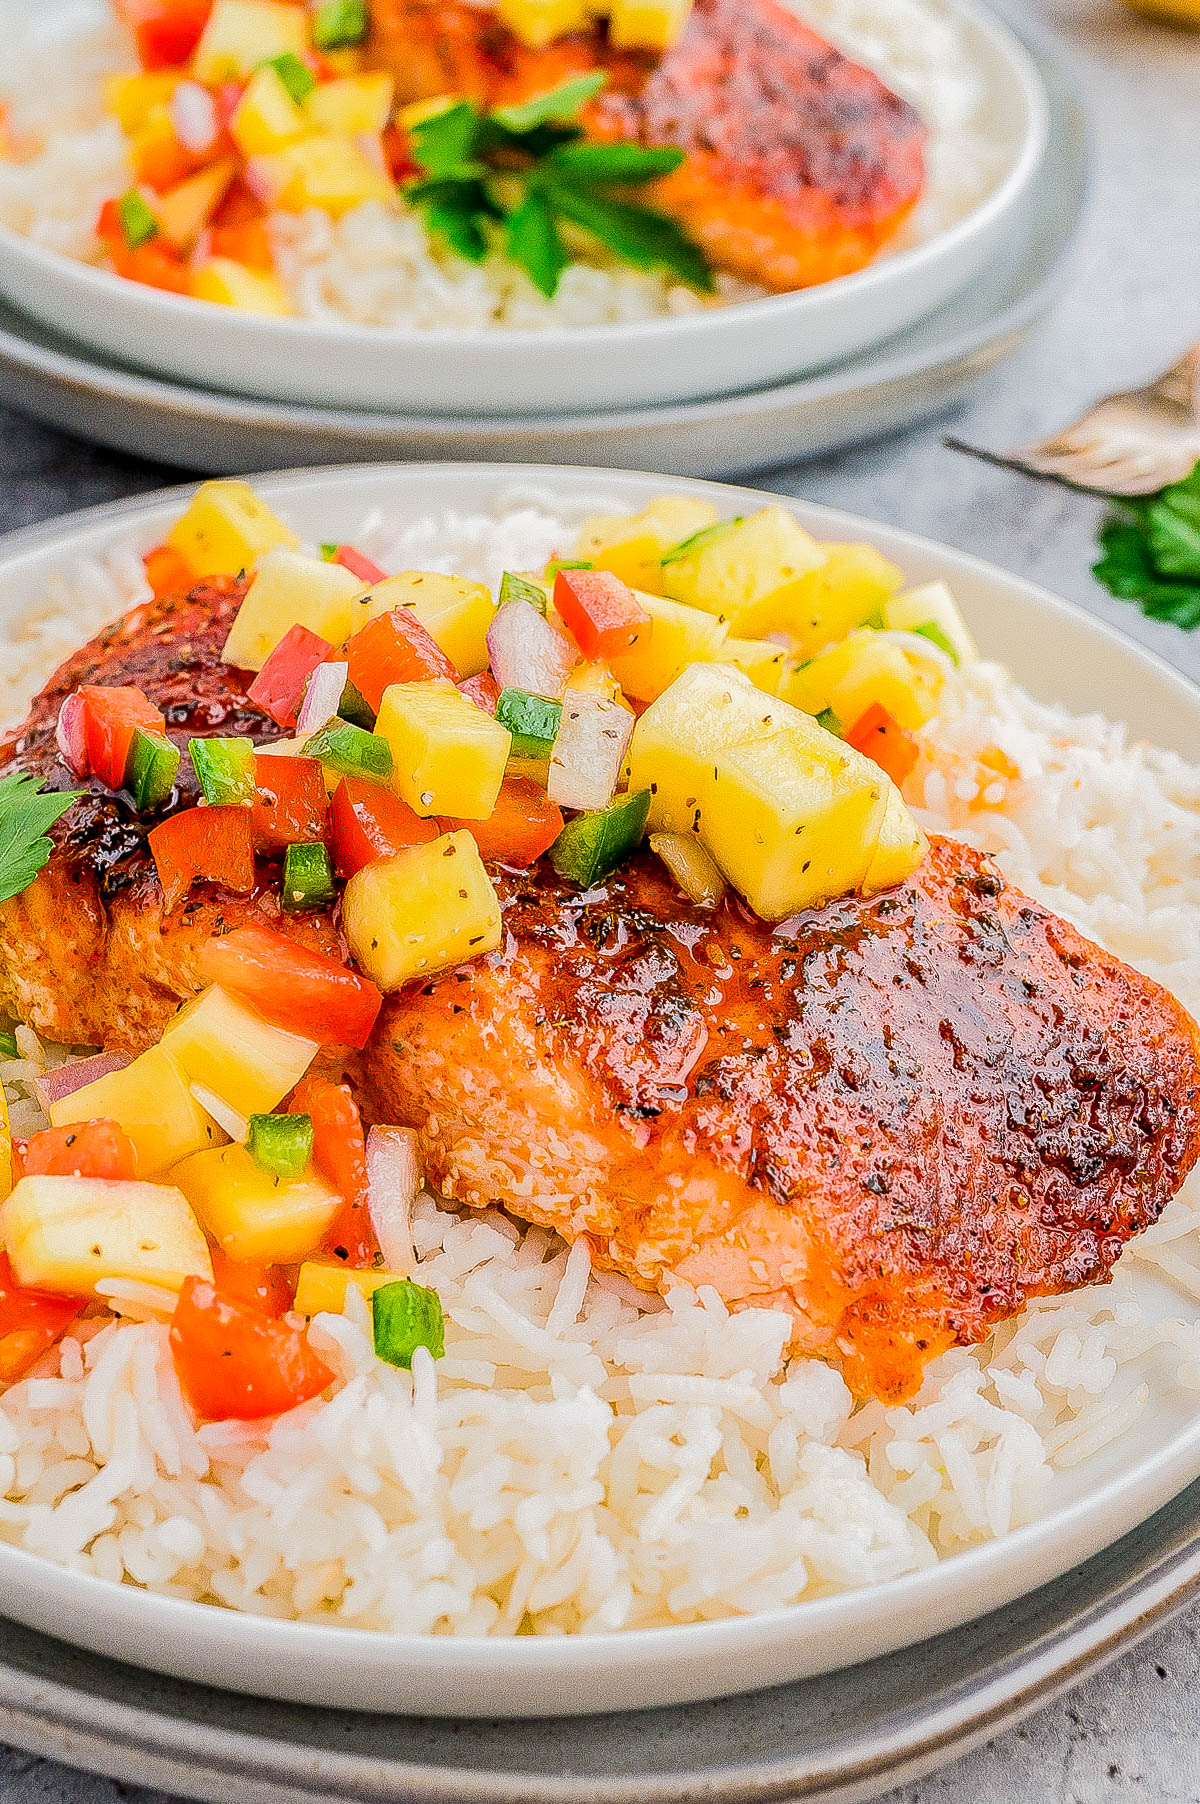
(0, 0, 1197, 1795)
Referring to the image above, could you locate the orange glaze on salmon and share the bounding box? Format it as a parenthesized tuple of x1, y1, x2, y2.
(368, 0, 927, 290)
(2, 580, 1199, 1402)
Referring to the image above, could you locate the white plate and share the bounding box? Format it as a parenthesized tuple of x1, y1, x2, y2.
(0, 32, 1085, 476)
(0, 0, 1047, 416)
(0, 462, 1196, 1721)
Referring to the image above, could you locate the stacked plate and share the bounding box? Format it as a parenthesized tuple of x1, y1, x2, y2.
(0, 0, 1084, 474)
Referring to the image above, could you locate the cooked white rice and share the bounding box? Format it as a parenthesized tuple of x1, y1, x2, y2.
(0, 0, 1008, 330)
(0, 488, 1197, 1634)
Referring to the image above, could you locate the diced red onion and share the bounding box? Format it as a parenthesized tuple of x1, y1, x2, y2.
(189, 1083, 247, 1144)
(169, 82, 219, 154)
(486, 601, 577, 700)
(355, 131, 388, 174)
(547, 693, 633, 812)
(55, 692, 89, 777)
(242, 157, 278, 205)
(366, 1125, 419, 1272)
(34, 1050, 130, 1110)
(296, 660, 348, 736)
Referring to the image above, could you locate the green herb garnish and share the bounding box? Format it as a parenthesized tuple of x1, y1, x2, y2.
(116, 189, 158, 250)
(0, 775, 82, 905)
(0, 1028, 19, 1060)
(404, 75, 713, 300)
(1093, 461, 1200, 631)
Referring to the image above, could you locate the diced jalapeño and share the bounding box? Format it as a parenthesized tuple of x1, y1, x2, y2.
(815, 707, 841, 737)
(117, 189, 158, 250)
(302, 720, 393, 783)
(126, 727, 180, 811)
(498, 571, 549, 615)
(311, 0, 368, 46)
(247, 1111, 314, 1181)
(338, 679, 377, 731)
(495, 688, 562, 761)
(372, 1279, 445, 1367)
(913, 620, 959, 664)
(189, 736, 256, 806)
(550, 789, 650, 888)
(282, 842, 336, 912)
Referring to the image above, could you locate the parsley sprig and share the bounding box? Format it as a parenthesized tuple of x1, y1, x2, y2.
(0, 774, 81, 905)
(404, 75, 713, 299)
(1094, 460, 1200, 631)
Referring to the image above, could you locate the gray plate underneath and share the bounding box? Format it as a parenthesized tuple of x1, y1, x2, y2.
(2, 1475, 1200, 1804)
(0, 28, 1085, 479)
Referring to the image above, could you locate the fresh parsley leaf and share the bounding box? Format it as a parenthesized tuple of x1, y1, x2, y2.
(505, 189, 569, 298)
(546, 141, 685, 185)
(547, 183, 714, 292)
(408, 101, 485, 179)
(1093, 518, 1200, 630)
(0, 774, 82, 906)
(490, 73, 607, 134)
(1146, 465, 1200, 579)
(421, 195, 493, 262)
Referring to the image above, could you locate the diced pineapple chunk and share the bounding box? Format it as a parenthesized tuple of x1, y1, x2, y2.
(294, 1260, 410, 1314)
(161, 985, 318, 1117)
(230, 64, 311, 156)
(251, 134, 394, 214)
(354, 571, 495, 677)
(191, 258, 292, 316)
(105, 71, 180, 134)
(221, 547, 362, 669)
(574, 495, 719, 595)
(781, 541, 905, 656)
(193, 0, 310, 82)
(48, 1046, 225, 1177)
(127, 104, 183, 185)
(496, 0, 590, 46)
(722, 637, 789, 696)
(784, 629, 942, 732)
(343, 831, 502, 990)
(1, 1176, 212, 1297)
(172, 1143, 341, 1264)
(0, 1086, 11, 1205)
(306, 73, 395, 136)
(660, 507, 827, 635)
(155, 160, 235, 249)
(609, 0, 692, 49)
(629, 662, 901, 919)
(883, 581, 978, 667)
(166, 479, 299, 580)
(862, 789, 929, 895)
(375, 681, 511, 819)
(608, 591, 728, 701)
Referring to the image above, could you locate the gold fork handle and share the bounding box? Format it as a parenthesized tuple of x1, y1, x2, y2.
(1150, 339, 1200, 415)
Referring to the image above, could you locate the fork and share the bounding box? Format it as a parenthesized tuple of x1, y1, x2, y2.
(946, 338, 1200, 496)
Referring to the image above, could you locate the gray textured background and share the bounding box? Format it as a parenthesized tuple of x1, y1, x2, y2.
(0, 0, 1198, 1794)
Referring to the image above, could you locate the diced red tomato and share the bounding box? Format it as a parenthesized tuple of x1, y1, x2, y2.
(78, 684, 164, 790)
(17, 1120, 138, 1183)
(143, 543, 194, 600)
(330, 545, 386, 584)
(116, 0, 213, 68)
(149, 804, 256, 911)
(553, 568, 651, 661)
(290, 1075, 378, 1269)
(170, 1277, 335, 1422)
(845, 703, 920, 789)
(440, 777, 563, 869)
(200, 923, 383, 1050)
(345, 609, 455, 713)
(208, 215, 274, 271)
(0, 1252, 84, 1384)
(209, 1246, 293, 1319)
(329, 775, 437, 878)
(247, 626, 333, 728)
(458, 672, 501, 716)
(251, 755, 328, 852)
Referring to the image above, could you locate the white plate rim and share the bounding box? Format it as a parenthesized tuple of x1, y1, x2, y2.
(0, 0, 1050, 413)
(0, 460, 1195, 1722)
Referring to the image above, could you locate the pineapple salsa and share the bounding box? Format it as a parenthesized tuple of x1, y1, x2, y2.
(0, 479, 975, 1421)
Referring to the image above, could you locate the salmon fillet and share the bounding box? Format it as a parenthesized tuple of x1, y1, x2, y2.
(3, 583, 1199, 1401)
(368, 0, 927, 291)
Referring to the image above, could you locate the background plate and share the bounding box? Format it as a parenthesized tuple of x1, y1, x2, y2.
(0, 25, 1084, 475)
